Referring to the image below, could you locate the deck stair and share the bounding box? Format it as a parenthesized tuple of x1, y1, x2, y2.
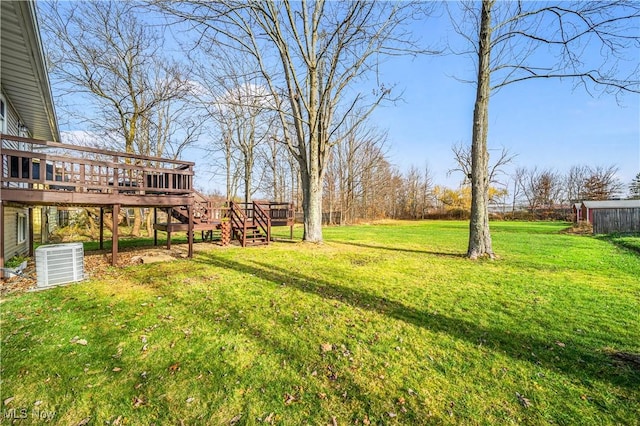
(229, 201, 271, 247)
(162, 190, 294, 246)
(170, 191, 217, 226)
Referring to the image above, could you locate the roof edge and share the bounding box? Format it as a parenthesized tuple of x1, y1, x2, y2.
(17, 1, 60, 142)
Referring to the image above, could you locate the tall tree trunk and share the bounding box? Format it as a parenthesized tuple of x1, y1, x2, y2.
(301, 169, 323, 242)
(145, 208, 153, 236)
(468, 0, 495, 260)
(131, 208, 142, 237)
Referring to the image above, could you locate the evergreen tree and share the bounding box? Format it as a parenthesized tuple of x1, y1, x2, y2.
(630, 173, 640, 199)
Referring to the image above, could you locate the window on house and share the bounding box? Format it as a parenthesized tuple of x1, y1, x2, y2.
(17, 213, 27, 244)
(0, 95, 6, 134)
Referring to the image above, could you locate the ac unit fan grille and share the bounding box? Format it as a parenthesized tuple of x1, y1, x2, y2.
(36, 243, 85, 288)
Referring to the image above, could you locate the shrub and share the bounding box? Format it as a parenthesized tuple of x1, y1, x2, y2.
(4, 255, 27, 268)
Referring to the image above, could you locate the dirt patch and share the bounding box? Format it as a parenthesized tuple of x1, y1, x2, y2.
(1, 242, 227, 297)
(561, 222, 593, 235)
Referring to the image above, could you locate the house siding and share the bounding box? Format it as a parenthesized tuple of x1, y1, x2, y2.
(3, 206, 29, 261)
(2, 89, 31, 264)
(6, 99, 20, 137)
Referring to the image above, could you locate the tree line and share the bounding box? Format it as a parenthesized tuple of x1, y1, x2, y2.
(39, 0, 639, 258)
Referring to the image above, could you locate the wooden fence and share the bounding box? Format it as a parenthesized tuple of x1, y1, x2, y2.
(592, 208, 640, 234)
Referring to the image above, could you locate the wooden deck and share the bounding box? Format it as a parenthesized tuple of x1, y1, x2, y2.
(1, 134, 196, 269)
(1, 134, 296, 274)
(1, 134, 193, 207)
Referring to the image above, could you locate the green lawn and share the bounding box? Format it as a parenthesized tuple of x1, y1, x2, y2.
(1, 221, 638, 425)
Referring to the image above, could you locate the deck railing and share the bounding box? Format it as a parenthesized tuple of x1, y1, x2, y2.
(0, 134, 194, 198)
(252, 201, 271, 243)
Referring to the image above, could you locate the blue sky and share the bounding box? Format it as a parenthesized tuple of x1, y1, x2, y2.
(186, 3, 640, 194)
(47, 1, 639, 195)
(368, 50, 639, 190)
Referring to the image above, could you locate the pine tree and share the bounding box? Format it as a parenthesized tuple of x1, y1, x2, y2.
(630, 173, 640, 199)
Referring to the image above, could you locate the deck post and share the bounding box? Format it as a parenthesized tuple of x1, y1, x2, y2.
(153, 208, 158, 246)
(188, 204, 194, 258)
(0, 201, 5, 279)
(99, 207, 104, 250)
(112, 204, 119, 266)
(166, 208, 172, 250)
(290, 202, 294, 239)
(28, 207, 34, 257)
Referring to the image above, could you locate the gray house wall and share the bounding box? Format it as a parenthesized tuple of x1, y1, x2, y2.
(3, 206, 29, 261)
(2, 85, 32, 262)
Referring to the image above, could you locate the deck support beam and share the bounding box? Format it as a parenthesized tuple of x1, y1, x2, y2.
(0, 201, 5, 279)
(188, 204, 194, 258)
(112, 204, 119, 266)
(99, 207, 104, 250)
(28, 207, 34, 257)
(166, 208, 172, 250)
(153, 208, 158, 246)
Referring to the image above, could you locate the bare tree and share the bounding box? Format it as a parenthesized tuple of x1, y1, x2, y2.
(331, 122, 388, 224)
(520, 167, 564, 212)
(257, 134, 294, 202)
(581, 165, 623, 200)
(510, 166, 526, 214)
(449, 142, 516, 186)
(41, 0, 193, 235)
(156, 1, 430, 242)
(450, 1, 640, 258)
(420, 163, 435, 219)
(565, 164, 590, 204)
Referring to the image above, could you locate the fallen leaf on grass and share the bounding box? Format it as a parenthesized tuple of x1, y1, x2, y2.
(3, 397, 14, 405)
(132, 396, 146, 408)
(516, 392, 532, 408)
(186, 397, 195, 404)
(112, 367, 122, 372)
(70, 336, 88, 345)
(229, 414, 242, 425)
(555, 341, 566, 347)
(330, 416, 338, 426)
(321, 343, 333, 353)
(263, 412, 275, 424)
(169, 362, 180, 373)
(76, 417, 91, 426)
(284, 393, 297, 405)
(387, 412, 397, 418)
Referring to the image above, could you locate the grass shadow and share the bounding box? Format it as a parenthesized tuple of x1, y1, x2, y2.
(196, 252, 639, 390)
(332, 240, 465, 258)
(596, 234, 640, 257)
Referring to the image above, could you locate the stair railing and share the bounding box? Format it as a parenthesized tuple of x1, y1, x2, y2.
(252, 201, 271, 244)
(229, 201, 248, 246)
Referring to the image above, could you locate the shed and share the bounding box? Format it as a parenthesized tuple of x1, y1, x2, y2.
(572, 203, 582, 223)
(579, 200, 640, 234)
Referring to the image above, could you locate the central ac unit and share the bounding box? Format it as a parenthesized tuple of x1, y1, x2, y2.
(36, 243, 84, 288)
